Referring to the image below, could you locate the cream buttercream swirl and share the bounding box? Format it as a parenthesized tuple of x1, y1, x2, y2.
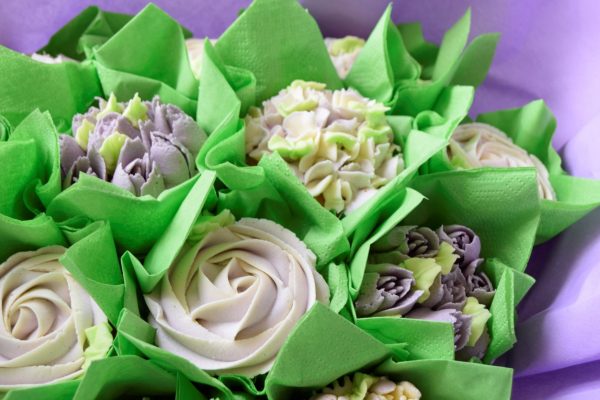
(0, 247, 110, 391)
(325, 36, 366, 79)
(448, 122, 556, 200)
(145, 217, 329, 377)
(245, 80, 403, 214)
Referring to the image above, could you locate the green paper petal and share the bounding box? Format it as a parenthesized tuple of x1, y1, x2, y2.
(215, 0, 342, 103)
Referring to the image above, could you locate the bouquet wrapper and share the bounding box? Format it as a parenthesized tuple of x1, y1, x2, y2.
(197, 0, 471, 267)
(91, 4, 198, 116)
(0, 46, 102, 132)
(426, 100, 600, 243)
(347, 6, 497, 117)
(37, 6, 133, 60)
(265, 303, 513, 400)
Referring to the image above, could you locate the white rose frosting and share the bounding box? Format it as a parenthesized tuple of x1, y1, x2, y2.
(0, 247, 110, 390)
(245, 80, 403, 214)
(186, 38, 217, 79)
(30, 53, 76, 64)
(145, 217, 329, 377)
(325, 36, 366, 79)
(448, 122, 556, 200)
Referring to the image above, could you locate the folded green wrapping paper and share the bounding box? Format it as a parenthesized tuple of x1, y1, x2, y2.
(92, 4, 198, 116)
(266, 303, 513, 400)
(0, 47, 102, 131)
(37, 6, 133, 60)
(0, 219, 127, 398)
(397, 9, 499, 89)
(347, 7, 497, 117)
(425, 100, 600, 242)
(196, 0, 473, 267)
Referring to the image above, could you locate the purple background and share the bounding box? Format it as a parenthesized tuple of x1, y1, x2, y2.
(1, 1, 600, 398)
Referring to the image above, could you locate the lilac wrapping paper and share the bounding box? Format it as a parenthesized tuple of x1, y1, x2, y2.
(1, 1, 600, 398)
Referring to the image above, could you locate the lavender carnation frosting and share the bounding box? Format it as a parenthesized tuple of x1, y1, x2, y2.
(359, 223, 496, 357)
(60, 93, 206, 197)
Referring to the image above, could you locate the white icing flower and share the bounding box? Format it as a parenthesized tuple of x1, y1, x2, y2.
(186, 38, 217, 79)
(30, 53, 76, 64)
(0, 247, 111, 391)
(447, 122, 556, 200)
(145, 216, 329, 377)
(311, 373, 422, 400)
(245, 80, 403, 214)
(325, 36, 366, 79)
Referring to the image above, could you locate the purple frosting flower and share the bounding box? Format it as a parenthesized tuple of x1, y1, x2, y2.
(355, 264, 423, 317)
(406, 307, 473, 351)
(369, 226, 440, 265)
(60, 93, 206, 197)
(437, 225, 481, 268)
(463, 259, 496, 306)
(422, 266, 468, 311)
(456, 330, 491, 361)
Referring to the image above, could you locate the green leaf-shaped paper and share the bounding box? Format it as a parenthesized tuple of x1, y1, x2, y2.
(93, 4, 198, 115)
(408, 168, 541, 272)
(0, 46, 102, 131)
(265, 303, 391, 400)
(215, 0, 342, 103)
(374, 358, 513, 400)
(385, 9, 498, 116)
(38, 6, 133, 60)
(0, 110, 61, 219)
(115, 310, 234, 400)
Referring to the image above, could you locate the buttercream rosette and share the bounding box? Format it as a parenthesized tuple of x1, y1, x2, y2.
(310, 372, 421, 400)
(60, 93, 206, 197)
(357, 224, 494, 356)
(447, 122, 556, 200)
(0, 247, 112, 391)
(325, 36, 366, 79)
(245, 80, 403, 214)
(144, 215, 329, 377)
(30, 53, 76, 64)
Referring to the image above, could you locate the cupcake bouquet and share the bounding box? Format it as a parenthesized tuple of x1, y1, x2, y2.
(1, 0, 600, 399)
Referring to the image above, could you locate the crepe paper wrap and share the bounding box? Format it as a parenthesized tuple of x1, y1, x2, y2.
(0, 46, 102, 132)
(145, 216, 329, 377)
(345, 6, 496, 117)
(0, 247, 110, 392)
(310, 372, 421, 400)
(245, 79, 403, 214)
(197, 2, 458, 266)
(186, 38, 217, 80)
(264, 303, 513, 400)
(30, 53, 76, 64)
(325, 36, 366, 79)
(447, 122, 556, 200)
(93, 4, 198, 116)
(36, 6, 133, 61)
(396, 11, 499, 88)
(60, 93, 206, 197)
(0, 110, 61, 220)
